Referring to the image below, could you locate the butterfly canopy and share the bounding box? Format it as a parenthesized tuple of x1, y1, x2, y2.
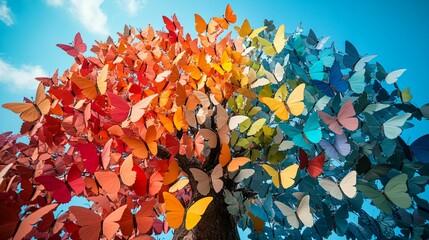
(1, 3, 429, 240)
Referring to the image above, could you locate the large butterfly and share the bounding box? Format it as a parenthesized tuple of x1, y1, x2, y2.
(275, 195, 314, 229)
(34, 164, 84, 203)
(317, 100, 358, 135)
(357, 173, 412, 215)
(298, 149, 325, 178)
(234, 19, 266, 39)
(71, 65, 108, 100)
(3, 83, 51, 122)
(311, 61, 348, 97)
(163, 192, 213, 230)
(257, 24, 287, 56)
(213, 4, 237, 29)
(190, 164, 223, 196)
(319, 170, 357, 200)
(279, 113, 322, 150)
(262, 164, 299, 189)
(69, 205, 128, 240)
(260, 83, 305, 121)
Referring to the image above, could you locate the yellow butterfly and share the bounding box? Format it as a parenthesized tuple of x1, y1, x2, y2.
(260, 83, 305, 121)
(262, 163, 299, 189)
(163, 192, 213, 230)
(234, 19, 267, 39)
(257, 24, 287, 56)
(211, 51, 232, 75)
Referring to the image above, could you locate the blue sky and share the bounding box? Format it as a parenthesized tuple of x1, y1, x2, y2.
(0, 0, 428, 238)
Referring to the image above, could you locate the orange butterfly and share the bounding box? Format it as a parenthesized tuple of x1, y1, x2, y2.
(122, 125, 158, 159)
(194, 14, 218, 34)
(69, 205, 127, 240)
(3, 83, 51, 122)
(213, 4, 237, 29)
(71, 64, 108, 100)
(163, 192, 213, 230)
(183, 52, 212, 80)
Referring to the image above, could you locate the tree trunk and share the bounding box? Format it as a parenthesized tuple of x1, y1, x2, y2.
(172, 192, 240, 240)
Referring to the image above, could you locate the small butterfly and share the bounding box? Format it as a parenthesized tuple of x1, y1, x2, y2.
(56, 32, 87, 57)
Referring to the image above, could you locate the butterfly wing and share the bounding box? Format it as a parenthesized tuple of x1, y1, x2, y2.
(56, 44, 79, 57)
(13, 204, 58, 240)
(339, 171, 357, 198)
(261, 97, 289, 121)
(311, 80, 335, 97)
(280, 164, 299, 189)
(273, 24, 287, 54)
(319, 139, 339, 160)
(96, 65, 108, 95)
(185, 197, 213, 230)
(383, 113, 411, 139)
(298, 149, 309, 170)
(297, 195, 313, 228)
(348, 69, 365, 94)
(343, 41, 360, 68)
(69, 206, 102, 240)
(317, 110, 342, 135)
(73, 32, 87, 53)
(307, 154, 325, 178)
(334, 134, 351, 157)
(358, 184, 391, 214)
(303, 113, 322, 144)
(274, 201, 300, 229)
(34, 175, 71, 203)
(72, 76, 97, 100)
(319, 178, 343, 200)
(337, 100, 358, 131)
(163, 192, 185, 229)
(286, 83, 305, 116)
(410, 134, 429, 163)
(189, 168, 211, 196)
(120, 154, 137, 186)
(329, 61, 348, 93)
(210, 164, 224, 193)
(262, 164, 280, 188)
(384, 173, 412, 209)
(103, 205, 127, 240)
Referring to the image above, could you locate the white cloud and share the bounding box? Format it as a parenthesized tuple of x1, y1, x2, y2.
(69, 0, 109, 35)
(0, 0, 13, 26)
(119, 0, 147, 16)
(45, 0, 64, 7)
(0, 59, 47, 91)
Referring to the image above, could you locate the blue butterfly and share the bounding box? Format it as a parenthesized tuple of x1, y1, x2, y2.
(311, 61, 348, 97)
(279, 113, 322, 150)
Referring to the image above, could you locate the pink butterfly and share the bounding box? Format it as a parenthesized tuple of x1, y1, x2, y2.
(317, 100, 358, 135)
(56, 32, 87, 57)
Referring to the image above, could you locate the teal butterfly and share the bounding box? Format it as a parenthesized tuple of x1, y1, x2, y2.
(348, 69, 365, 94)
(309, 60, 325, 81)
(279, 113, 322, 150)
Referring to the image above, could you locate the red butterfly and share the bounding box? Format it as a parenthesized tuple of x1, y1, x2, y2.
(34, 164, 84, 203)
(56, 32, 87, 57)
(298, 149, 325, 178)
(162, 14, 182, 32)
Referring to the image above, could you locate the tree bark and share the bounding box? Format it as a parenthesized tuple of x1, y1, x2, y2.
(172, 192, 240, 240)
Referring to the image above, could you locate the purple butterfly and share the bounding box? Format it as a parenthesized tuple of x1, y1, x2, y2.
(319, 133, 351, 160)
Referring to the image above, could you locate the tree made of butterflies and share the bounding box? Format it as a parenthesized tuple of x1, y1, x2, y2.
(1, 4, 429, 240)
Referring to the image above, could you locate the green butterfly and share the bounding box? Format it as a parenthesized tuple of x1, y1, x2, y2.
(357, 173, 412, 215)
